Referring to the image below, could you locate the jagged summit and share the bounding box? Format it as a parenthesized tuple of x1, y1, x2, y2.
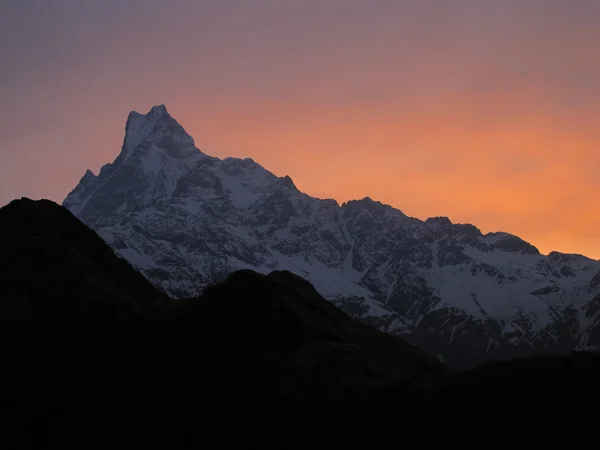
(64, 105, 206, 219)
(124, 105, 167, 149)
(280, 175, 297, 189)
(127, 104, 168, 121)
(149, 104, 168, 115)
(124, 104, 169, 135)
(344, 197, 391, 210)
(119, 104, 198, 164)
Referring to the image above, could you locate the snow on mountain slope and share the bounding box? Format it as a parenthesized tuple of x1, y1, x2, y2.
(63, 105, 600, 368)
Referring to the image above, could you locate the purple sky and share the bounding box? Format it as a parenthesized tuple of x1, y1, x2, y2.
(1, 0, 600, 256)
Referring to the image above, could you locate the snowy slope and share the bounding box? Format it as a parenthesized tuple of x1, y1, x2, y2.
(63, 105, 600, 368)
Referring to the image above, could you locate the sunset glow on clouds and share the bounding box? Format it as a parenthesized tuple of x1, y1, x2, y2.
(1, 0, 599, 257)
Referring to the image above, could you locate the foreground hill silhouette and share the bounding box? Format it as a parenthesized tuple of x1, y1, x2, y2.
(2, 198, 600, 449)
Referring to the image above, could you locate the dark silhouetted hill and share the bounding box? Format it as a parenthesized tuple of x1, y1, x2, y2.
(0, 197, 164, 321)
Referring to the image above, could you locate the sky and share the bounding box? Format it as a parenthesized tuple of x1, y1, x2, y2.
(1, 0, 599, 258)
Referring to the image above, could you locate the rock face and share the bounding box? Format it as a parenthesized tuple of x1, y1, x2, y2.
(64, 105, 600, 368)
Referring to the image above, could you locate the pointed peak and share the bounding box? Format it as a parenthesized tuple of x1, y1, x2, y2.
(453, 223, 482, 236)
(78, 169, 96, 185)
(355, 197, 384, 207)
(280, 175, 297, 189)
(121, 104, 175, 163)
(127, 104, 169, 121)
(150, 104, 168, 115)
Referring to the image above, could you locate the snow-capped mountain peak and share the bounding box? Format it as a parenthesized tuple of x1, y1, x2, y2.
(63, 105, 600, 369)
(122, 104, 198, 162)
(122, 105, 167, 161)
(64, 105, 205, 221)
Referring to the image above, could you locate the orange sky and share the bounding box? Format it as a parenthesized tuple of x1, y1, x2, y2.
(2, 1, 599, 258)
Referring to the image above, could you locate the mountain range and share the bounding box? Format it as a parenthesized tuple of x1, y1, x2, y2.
(63, 104, 600, 368)
(2, 197, 600, 449)
(0, 198, 440, 448)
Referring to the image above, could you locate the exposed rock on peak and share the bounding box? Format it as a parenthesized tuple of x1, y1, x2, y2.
(425, 216, 453, 227)
(454, 223, 482, 236)
(280, 175, 297, 189)
(343, 197, 393, 214)
(548, 251, 590, 262)
(492, 234, 540, 255)
(126, 104, 168, 123)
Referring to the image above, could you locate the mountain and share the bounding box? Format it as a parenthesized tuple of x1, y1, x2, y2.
(0, 198, 447, 448)
(3, 198, 600, 449)
(64, 105, 600, 368)
(0, 197, 165, 321)
(422, 351, 600, 449)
